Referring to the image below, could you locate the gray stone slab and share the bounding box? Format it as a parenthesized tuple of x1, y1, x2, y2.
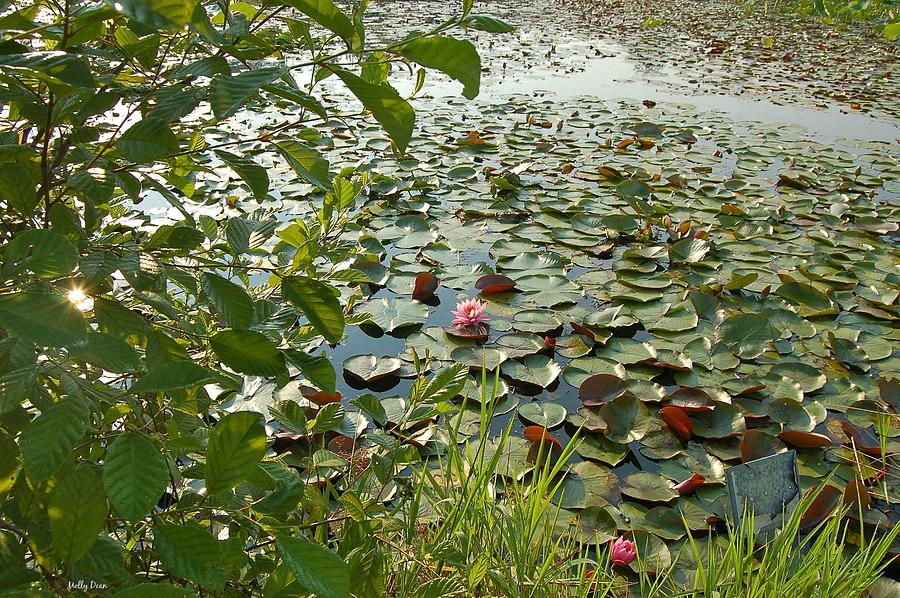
(726, 451, 800, 533)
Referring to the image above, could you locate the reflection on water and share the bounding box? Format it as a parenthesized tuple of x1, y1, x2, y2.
(395, 39, 900, 142)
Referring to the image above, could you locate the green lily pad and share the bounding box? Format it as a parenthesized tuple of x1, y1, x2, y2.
(577, 434, 628, 466)
(512, 309, 564, 334)
(501, 354, 561, 388)
(343, 354, 402, 382)
(718, 313, 778, 359)
(554, 460, 620, 509)
(564, 358, 627, 388)
(359, 297, 429, 333)
(518, 401, 567, 429)
(621, 472, 679, 503)
(600, 395, 652, 443)
(450, 346, 508, 370)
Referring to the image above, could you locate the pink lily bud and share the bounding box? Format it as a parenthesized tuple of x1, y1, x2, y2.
(611, 536, 637, 566)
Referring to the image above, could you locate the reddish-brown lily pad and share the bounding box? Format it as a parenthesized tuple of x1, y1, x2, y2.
(739, 429, 788, 463)
(580, 374, 629, 406)
(659, 405, 692, 441)
(843, 477, 871, 511)
(444, 324, 490, 343)
(675, 473, 705, 496)
(475, 274, 517, 294)
(778, 430, 834, 448)
(800, 485, 842, 529)
(840, 421, 885, 457)
(411, 272, 440, 301)
(523, 425, 561, 447)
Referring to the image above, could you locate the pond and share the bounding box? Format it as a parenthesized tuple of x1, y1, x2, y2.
(179, 0, 900, 561)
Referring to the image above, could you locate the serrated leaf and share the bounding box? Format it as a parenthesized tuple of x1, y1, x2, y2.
(154, 524, 226, 589)
(111, 0, 197, 30)
(48, 463, 108, 563)
(206, 411, 266, 493)
(201, 272, 253, 329)
(210, 329, 285, 377)
(462, 15, 515, 33)
(282, 0, 355, 41)
(117, 118, 179, 163)
(281, 276, 345, 344)
(20, 397, 90, 481)
(2, 229, 78, 279)
(400, 36, 481, 99)
(332, 67, 415, 153)
(131, 361, 219, 392)
(208, 68, 281, 120)
(277, 535, 350, 598)
(275, 140, 331, 189)
(0, 291, 87, 347)
(215, 150, 269, 201)
(70, 332, 140, 373)
(103, 433, 168, 521)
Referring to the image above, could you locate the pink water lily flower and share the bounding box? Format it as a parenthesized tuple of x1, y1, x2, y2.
(451, 298, 490, 328)
(611, 536, 636, 566)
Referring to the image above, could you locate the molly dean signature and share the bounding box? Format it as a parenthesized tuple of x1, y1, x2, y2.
(67, 580, 109, 591)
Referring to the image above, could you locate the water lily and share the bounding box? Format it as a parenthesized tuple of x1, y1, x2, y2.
(611, 536, 636, 566)
(451, 298, 490, 328)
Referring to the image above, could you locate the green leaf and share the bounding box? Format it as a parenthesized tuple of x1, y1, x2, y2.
(332, 67, 415, 153)
(0, 163, 38, 216)
(111, 0, 197, 30)
(225, 217, 277, 254)
(275, 140, 331, 189)
(461, 15, 516, 33)
(400, 36, 481, 100)
(130, 361, 219, 393)
(311, 403, 345, 434)
(20, 397, 90, 482)
(154, 524, 226, 589)
(215, 151, 269, 201)
(205, 411, 266, 493)
(421, 364, 468, 403)
(285, 351, 337, 395)
(0, 430, 19, 497)
(117, 118, 180, 163)
(0, 51, 96, 88)
(281, 276, 345, 344)
(277, 535, 350, 598)
(0, 291, 87, 347)
(718, 313, 778, 359)
(774, 281, 834, 314)
(210, 330, 286, 377)
(281, 0, 355, 41)
(2, 229, 78, 279)
(103, 433, 168, 521)
(208, 68, 282, 120)
(884, 21, 900, 41)
(201, 272, 253, 329)
(48, 463, 108, 563)
(70, 332, 140, 373)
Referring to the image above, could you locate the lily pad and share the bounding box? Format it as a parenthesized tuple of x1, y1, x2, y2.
(580, 374, 629, 406)
(621, 472, 679, 503)
(359, 297, 429, 333)
(554, 460, 620, 509)
(518, 401, 567, 429)
(600, 395, 652, 443)
(501, 354, 561, 388)
(343, 354, 402, 382)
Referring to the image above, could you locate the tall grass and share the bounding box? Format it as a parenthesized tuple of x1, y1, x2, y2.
(372, 369, 898, 597)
